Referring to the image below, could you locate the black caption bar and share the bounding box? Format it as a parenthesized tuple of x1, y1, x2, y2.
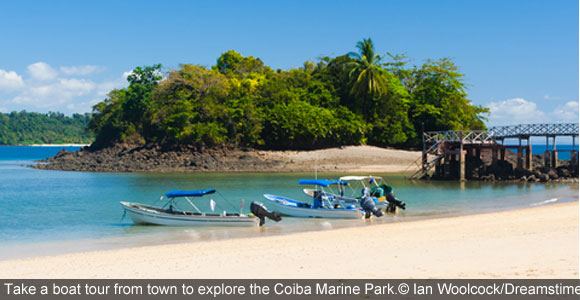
(1, 280, 579, 300)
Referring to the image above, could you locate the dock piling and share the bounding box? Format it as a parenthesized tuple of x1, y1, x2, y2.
(413, 123, 579, 180)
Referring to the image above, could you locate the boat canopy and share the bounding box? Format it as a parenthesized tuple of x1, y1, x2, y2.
(166, 189, 216, 198)
(298, 179, 347, 187)
(339, 176, 383, 181)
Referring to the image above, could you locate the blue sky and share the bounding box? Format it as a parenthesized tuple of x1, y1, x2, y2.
(0, 0, 577, 126)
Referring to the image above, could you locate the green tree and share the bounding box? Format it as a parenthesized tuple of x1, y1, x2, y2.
(0, 111, 93, 145)
(216, 50, 265, 76)
(83, 42, 488, 151)
(347, 38, 388, 119)
(407, 58, 488, 145)
(122, 64, 162, 140)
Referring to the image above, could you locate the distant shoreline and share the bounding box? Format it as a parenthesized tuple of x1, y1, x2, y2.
(12, 144, 90, 147)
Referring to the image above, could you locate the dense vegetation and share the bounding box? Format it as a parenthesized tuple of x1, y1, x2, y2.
(89, 38, 488, 150)
(0, 111, 92, 145)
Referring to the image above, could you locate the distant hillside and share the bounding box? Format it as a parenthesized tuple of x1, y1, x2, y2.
(0, 111, 93, 145)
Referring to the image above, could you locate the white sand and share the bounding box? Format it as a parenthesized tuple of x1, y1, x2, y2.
(0, 202, 577, 279)
(258, 145, 421, 173)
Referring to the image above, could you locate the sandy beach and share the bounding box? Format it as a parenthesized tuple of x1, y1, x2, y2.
(0, 202, 577, 279)
(256, 146, 421, 173)
(34, 144, 423, 173)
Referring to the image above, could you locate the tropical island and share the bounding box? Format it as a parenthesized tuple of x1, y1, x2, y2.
(0, 111, 92, 145)
(31, 39, 494, 173)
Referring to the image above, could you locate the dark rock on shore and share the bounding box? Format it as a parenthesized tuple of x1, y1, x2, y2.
(33, 144, 283, 173)
(428, 148, 578, 183)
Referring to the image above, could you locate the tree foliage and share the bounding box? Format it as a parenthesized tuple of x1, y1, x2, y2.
(0, 111, 92, 145)
(347, 38, 389, 119)
(86, 42, 487, 150)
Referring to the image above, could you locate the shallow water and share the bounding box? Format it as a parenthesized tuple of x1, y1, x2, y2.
(0, 146, 577, 260)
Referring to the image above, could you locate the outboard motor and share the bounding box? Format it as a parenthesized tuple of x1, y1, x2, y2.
(250, 201, 282, 226)
(360, 188, 383, 219)
(385, 192, 406, 213)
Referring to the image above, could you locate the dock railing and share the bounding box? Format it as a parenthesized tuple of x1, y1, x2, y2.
(423, 123, 579, 145)
(417, 123, 579, 180)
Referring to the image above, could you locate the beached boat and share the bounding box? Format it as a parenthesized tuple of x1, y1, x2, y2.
(263, 194, 365, 219)
(301, 178, 357, 205)
(302, 176, 406, 213)
(263, 179, 365, 219)
(304, 175, 406, 212)
(121, 189, 281, 226)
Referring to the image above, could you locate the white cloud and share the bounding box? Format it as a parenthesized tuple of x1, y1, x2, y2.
(27, 62, 58, 81)
(551, 101, 579, 123)
(487, 98, 547, 125)
(487, 98, 580, 126)
(543, 94, 561, 100)
(13, 78, 96, 105)
(58, 78, 96, 95)
(0, 69, 24, 90)
(123, 70, 134, 79)
(97, 80, 124, 96)
(2, 64, 129, 114)
(60, 65, 105, 76)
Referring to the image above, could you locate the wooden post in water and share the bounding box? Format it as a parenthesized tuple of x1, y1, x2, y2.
(526, 142, 532, 170)
(516, 137, 523, 169)
(459, 131, 465, 181)
(421, 130, 427, 171)
(572, 136, 577, 165)
(551, 136, 558, 168)
(544, 136, 550, 167)
(443, 149, 450, 178)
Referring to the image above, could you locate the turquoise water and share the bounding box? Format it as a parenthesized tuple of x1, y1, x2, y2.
(506, 144, 578, 160)
(0, 146, 577, 260)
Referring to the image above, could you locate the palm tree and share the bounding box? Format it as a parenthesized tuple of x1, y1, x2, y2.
(347, 38, 388, 119)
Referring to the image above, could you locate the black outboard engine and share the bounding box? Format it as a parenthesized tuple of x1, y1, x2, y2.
(250, 201, 282, 226)
(361, 188, 383, 219)
(385, 192, 406, 213)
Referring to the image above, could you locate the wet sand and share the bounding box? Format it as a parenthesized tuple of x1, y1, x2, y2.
(0, 202, 577, 278)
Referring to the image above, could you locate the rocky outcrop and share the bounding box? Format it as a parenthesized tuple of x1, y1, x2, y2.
(33, 144, 283, 173)
(428, 150, 578, 183)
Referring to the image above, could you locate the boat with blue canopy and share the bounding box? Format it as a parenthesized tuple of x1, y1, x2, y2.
(263, 179, 365, 219)
(121, 188, 281, 226)
(302, 175, 406, 213)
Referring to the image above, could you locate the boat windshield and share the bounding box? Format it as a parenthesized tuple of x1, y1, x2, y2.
(337, 176, 385, 199)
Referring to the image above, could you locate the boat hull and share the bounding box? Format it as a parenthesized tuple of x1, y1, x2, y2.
(120, 202, 258, 226)
(263, 194, 364, 219)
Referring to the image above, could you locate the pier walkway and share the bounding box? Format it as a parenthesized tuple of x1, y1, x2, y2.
(411, 123, 579, 180)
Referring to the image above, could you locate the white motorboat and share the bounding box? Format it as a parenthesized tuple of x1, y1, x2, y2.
(263, 193, 364, 219)
(121, 189, 280, 226)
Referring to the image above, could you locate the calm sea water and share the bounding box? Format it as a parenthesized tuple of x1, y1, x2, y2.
(0, 146, 577, 260)
(506, 144, 579, 160)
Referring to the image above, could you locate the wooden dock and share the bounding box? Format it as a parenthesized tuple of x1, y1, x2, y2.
(411, 123, 579, 180)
